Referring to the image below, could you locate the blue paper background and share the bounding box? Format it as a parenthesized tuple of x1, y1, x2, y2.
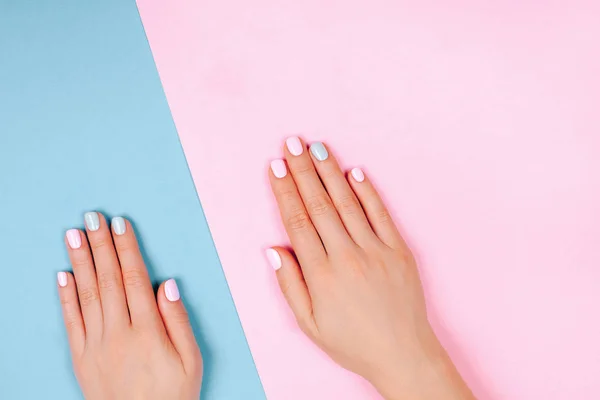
(0, 1, 265, 398)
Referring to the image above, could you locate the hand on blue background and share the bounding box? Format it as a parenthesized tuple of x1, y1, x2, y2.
(58, 213, 202, 400)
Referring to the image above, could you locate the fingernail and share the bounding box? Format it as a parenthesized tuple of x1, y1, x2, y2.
(112, 217, 126, 236)
(57, 272, 68, 287)
(286, 136, 303, 156)
(351, 167, 365, 182)
(84, 212, 100, 231)
(265, 248, 282, 270)
(271, 159, 287, 178)
(66, 229, 82, 249)
(165, 279, 180, 302)
(310, 142, 329, 161)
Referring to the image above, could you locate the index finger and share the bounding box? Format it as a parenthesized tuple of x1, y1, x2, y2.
(269, 159, 327, 281)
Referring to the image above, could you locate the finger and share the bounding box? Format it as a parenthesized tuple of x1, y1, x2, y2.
(110, 217, 161, 329)
(157, 279, 203, 375)
(348, 168, 407, 249)
(285, 137, 352, 250)
(265, 247, 318, 338)
(84, 212, 129, 327)
(65, 229, 103, 338)
(308, 143, 378, 247)
(57, 271, 85, 357)
(269, 159, 327, 282)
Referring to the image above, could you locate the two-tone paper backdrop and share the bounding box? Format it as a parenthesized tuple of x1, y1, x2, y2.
(1, 0, 599, 399)
(136, 0, 600, 399)
(0, 1, 263, 399)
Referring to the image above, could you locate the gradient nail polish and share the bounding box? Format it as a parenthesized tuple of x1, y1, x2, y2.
(286, 136, 303, 156)
(271, 159, 287, 178)
(351, 167, 365, 182)
(112, 217, 126, 236)
(265, 248, 282, 270)
(57, 272, 68, 287)
(310, 142, 329, 161)
(84, 212, 100, 231)
(165, 279, 180, 302)
(66, 229, 82, 249)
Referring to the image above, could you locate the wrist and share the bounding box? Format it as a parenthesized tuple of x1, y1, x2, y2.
(366, 328, 475, 400)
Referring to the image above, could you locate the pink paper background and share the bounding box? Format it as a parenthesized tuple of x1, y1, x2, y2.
(137, 1, 600, 398)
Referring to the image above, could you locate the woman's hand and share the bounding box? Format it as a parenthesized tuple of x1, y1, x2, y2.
(267, 137, 474, 399)
(58, 213, 202, 400)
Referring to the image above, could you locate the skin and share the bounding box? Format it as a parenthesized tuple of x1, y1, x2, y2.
(57, 138, 473, 399)
(268, 138, 475, 399)
(57, 214, 202, 400)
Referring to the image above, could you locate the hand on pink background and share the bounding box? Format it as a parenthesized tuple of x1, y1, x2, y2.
(267, 137, 474, 399)
(58, 213, 202, 400)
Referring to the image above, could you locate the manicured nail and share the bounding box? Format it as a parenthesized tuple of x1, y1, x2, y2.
(84, 212, 100, 231)
(351, 167, 365, 182)
(271, 159, 287, 178)
(286, 136, 304, 156)
(310, 142, 329, 161)
(112, 217, 126, 236)
(57, 272, 68, 288)
(165, 279, 180, 302)
(265, 248, 282, 270)
(66, 229, 82, 249)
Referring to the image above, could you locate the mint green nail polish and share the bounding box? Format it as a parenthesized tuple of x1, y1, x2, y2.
(84, 212, 100, 232)
(112, 217, 126, 236)
(310, 142, 329, 161)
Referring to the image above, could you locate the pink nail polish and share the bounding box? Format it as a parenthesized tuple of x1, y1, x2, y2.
(66, 229, 82, 249)
(165, 279, 180, 302)
(351, 167, 365, 182)
(270, 159, 287, 178)
(265, 248, 282, 270)
(57, 272, 68, 287)
(286, 136, 303, 156)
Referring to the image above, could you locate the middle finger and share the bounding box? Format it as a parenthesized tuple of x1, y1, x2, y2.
(284, 137, 352, 251)
(65, 228, 103, 339)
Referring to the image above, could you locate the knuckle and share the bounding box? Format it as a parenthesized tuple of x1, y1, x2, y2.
(279, 279, 293, 298)
(78, 286, 100, 307)
(305, 194, 332, 216)
(277, 187, 298, 203)
(286, 208, 311, 231)
(65, 318, 80, 330)
(377, 208, 393, 224)
(115, 241, 135, 256)
(63, 311, 81, 330)
(122, 268, 146, 289)
(90, 237, 112, 252)
(334, 194, 360, 216)
(60, 296, 73, 307)
(71, 257, 92, 270)
(171, 310, 190, 326)
(319, 166, 336, 179)
(293, 163, 313, 177)
(97, 271, 121, 291)
(399, 250, 416, 267)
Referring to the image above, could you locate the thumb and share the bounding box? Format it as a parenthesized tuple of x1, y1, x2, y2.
(157, 279, 203, 376)
(265, 247, 318, 338)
